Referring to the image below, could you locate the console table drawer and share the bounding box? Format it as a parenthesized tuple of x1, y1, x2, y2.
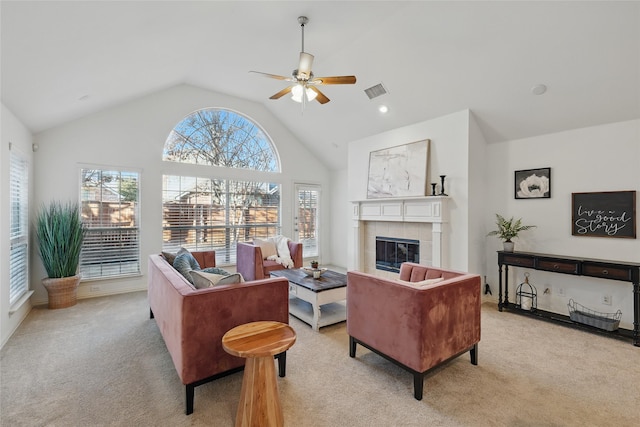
(502, 255, 534, 267)
(582, 263, 633, 281)
(537, 258, 580, 274)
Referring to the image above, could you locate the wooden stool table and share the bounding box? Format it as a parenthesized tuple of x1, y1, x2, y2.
(222, 321, 296, 427)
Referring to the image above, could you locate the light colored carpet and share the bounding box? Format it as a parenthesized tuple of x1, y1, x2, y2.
(1, 291, 639, 426)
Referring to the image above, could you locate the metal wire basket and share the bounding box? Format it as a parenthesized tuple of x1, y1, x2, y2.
(567, 299, 622, 332)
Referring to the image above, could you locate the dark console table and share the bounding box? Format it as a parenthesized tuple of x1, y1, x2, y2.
(497, 251, 640, 346)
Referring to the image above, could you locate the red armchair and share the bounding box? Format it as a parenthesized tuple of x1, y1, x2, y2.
(236, 240, 303, 281)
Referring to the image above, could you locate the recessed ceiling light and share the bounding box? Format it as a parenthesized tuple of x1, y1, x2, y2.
(378, 105, 389, 113)
(531, 84, 547, 95)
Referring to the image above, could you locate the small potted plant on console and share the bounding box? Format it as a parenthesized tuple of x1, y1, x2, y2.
(487, 213, 536, 252)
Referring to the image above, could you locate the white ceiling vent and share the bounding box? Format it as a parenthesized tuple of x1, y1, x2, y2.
(364, 83, 388, 99)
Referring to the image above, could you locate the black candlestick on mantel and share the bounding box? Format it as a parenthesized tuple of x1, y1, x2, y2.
(431, 183, 437, 196)
(439, 175, 448, 196)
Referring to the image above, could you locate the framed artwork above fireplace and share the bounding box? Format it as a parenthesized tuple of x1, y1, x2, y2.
(366, 139, 430, 199)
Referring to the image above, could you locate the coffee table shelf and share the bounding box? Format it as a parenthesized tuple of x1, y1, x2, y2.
(288, 297, 346, 330)
(271, 269, 347, 331)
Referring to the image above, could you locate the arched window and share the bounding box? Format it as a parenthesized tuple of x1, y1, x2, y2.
(163, 108, 279, 172)
(162, 108, 281, 265)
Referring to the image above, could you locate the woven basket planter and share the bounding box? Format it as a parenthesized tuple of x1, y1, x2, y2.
(42, 275, 81, 309)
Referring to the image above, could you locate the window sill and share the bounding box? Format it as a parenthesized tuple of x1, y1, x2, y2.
(80, 272, 143, 283)
(9, 290, 34, 315)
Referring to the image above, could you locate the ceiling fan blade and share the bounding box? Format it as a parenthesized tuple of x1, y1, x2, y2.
(313, 76, 357, 85)
(269, 86, 294, 100)
(249, 71, 293, 81)
(297, 52, 314, 79)
(308, 86, 330, 104)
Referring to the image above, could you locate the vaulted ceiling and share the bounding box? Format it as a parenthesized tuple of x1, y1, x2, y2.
(2, 1, 639, 169)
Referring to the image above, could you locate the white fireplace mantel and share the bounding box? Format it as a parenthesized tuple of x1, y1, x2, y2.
(350, 196, 449, 270)
(351, 196, 448, 223)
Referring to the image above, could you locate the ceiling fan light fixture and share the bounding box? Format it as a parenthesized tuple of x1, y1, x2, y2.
(291, 84, 304, 103)
(251, 15, 355, 107)
(305, 87, 318, 102)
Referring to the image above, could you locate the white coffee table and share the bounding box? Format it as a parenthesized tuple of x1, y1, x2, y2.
(270, 269, 347, 331)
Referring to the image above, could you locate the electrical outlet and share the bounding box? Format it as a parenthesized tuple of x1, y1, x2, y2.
(89, 285, 100, 293)
(557, 287, 566, 297)
(602, 294, 612, 306)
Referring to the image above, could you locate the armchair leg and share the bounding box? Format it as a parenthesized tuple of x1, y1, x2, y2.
(413, 373, 424, 400)
(276, 351, 287, 377)
(349, 336, 357, 357)
(185, 384, 194, 415)
(470, 343, 478, 365)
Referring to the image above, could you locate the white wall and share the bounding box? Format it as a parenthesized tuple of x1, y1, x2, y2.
(346, 110, 479, 272)
(484, 119, 640, 328)
(30, 84, 332, 305)
(468, 112, 489, 277)
(1, 104, 34, 348)
(329, 168, 349, 268)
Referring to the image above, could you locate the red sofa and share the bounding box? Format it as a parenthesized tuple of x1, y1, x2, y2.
(347, 262, 481, 399)
(148, 251, 290, 414)
(236, 240, 303, 282)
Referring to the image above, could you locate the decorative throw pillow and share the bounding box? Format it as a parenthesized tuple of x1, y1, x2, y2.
(161, 251, 178, 265)
(254, 238, 277, 259)
(396, 277, 444, 288)
(202, 267, 231, 275)
(191, 271, 244, 288)
(191, 271, 225, 288)
(216, 273, 244, 285)
(173, 251, 201, 284)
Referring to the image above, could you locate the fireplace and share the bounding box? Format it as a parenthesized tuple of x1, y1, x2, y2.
(350, 197, 448, 273)
(375, 236, 420, 273)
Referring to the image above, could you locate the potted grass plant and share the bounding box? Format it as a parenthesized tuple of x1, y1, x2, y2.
(487, 213, 536, 252)
(36, 201, 86, 309)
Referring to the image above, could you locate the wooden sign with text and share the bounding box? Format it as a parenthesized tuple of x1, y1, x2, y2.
(572, 191, 636, 238)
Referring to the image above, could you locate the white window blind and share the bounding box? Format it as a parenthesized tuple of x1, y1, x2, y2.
(162, 175, 280, 265)
(80, 169, 140, 279)
(10, 150, 29, 305)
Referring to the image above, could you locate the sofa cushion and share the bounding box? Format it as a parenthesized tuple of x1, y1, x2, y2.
(254, 238, 278, 259)
(426, 270, 443, 280)
(396, 277, 444, 288)
(173, 251, 201, 284)
(191, 270, 244, 288)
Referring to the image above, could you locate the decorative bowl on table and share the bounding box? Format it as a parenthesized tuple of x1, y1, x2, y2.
(302, 267, 327, 278)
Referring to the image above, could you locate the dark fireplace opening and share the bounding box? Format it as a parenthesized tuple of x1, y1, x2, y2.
(376, 236, 420, 273)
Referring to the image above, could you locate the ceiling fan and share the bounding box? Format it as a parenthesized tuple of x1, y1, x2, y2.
(250, 16, 356, 105)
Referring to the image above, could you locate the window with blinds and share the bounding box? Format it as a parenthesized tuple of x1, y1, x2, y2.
(162, 175, 280, 265)
(9, 150, 29, 305)
(80, 168, 140, 279)
(295, 184, 320, 258)
(162, 108, 284, 266)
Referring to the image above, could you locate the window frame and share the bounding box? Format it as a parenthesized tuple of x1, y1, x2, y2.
(9, 147, 29, 306)
(162, 108, 281, 172)
(294, 183, 321, 259)
(79, 166, 142, 281)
